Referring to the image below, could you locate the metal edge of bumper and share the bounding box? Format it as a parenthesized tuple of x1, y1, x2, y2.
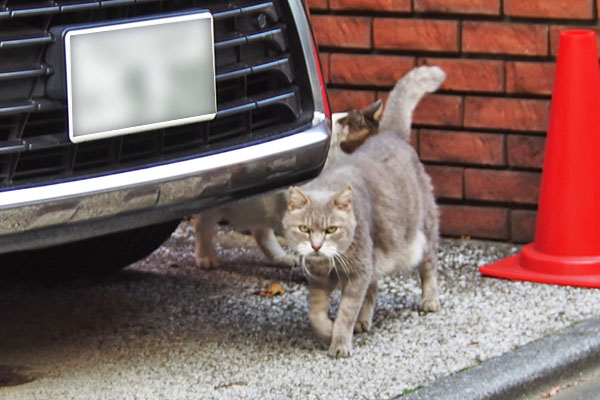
(0, 117, 330, 253)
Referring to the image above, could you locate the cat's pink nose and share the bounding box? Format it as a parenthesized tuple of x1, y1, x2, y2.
(312, 244, 321, 252)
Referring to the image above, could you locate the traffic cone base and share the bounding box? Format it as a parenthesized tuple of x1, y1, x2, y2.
(480, 244, 600, 288)
(479, 29, 600, 288)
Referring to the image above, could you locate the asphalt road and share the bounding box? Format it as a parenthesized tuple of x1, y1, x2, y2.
(526, 364, 600, 400)
(2, 221, 600, 399)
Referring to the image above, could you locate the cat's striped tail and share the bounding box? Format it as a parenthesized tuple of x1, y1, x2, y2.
(378, 66, 446, 142)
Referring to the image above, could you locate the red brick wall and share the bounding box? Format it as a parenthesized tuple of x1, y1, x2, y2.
(308, 0, 600, 243)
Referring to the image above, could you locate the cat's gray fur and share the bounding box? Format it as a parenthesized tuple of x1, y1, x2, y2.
(282, 65, 445, 358)
(194, 65, 444, 270)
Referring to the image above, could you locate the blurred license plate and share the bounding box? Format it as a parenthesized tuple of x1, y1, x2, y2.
(65, 12, 216, 143)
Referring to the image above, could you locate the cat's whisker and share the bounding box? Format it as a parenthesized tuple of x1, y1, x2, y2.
(341, 254, 355, 277)
(327, 256, 334, 273)
(339, 252, 353, 269)
(333, 253, 352, 285)
(300, 255, 318, 280)
(301, 258, 309, 276)
(329, 255, 343, 283)
(333, 254, 348, 275)
(334, 253, 349, 274)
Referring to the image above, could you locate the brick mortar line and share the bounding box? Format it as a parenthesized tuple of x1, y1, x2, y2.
(327, 83, 552, 99)
(319, 48, 558, 63)
(310, 10, 600, 25)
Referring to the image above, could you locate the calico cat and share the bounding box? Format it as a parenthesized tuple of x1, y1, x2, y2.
(330, 99, 382, 159)
(193, 65, 443, 269)
(282, 65, 446, 358)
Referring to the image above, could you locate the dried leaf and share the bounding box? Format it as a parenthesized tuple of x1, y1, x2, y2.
(258, 282, 285, 298)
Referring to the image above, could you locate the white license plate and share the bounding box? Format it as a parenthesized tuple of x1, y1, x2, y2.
(65, 12, 216, 143)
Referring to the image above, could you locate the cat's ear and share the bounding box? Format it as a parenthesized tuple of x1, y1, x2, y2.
(288, 187, 309, 211)
(363, 99, 383, 123)
(333, 185, 352, 212)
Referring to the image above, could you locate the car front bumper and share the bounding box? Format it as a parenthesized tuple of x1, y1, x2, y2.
(0, 114, 330, 253)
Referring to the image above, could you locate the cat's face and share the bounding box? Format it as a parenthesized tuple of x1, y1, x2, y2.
(283, 186, 356, 265)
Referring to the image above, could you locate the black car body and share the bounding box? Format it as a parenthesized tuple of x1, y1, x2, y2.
(0, 0, 330, 275)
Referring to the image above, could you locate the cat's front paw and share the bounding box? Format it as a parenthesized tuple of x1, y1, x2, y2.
(421, 298, 440, 313)
(354, 319, 371, 333)
(328, 339, 352, 358)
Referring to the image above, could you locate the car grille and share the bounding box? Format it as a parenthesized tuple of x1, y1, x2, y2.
(0, 0, 314, 190)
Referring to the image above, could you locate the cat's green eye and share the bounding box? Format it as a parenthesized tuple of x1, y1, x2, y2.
(299, 225, 310, 233)
(326, 226, 338, 234)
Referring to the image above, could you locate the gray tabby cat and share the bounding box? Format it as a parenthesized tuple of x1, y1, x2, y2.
(194, 65, 443, 270)
(282, 65, 446, 358)
(192, 102, 379, 268)
(192, 116, 368, 269)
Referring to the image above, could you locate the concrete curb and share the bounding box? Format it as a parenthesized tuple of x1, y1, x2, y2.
(401, 315, 600, 400)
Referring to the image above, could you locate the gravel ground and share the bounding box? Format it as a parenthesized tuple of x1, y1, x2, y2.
(2, 221, 600, 399)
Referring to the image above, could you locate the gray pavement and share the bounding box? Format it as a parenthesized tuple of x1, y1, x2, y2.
(551, 366, 600, 400)
(2, 221, 600, 399)
(402, 316, 600, 400)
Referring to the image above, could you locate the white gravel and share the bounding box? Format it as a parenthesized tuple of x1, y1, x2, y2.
(2, 221, 600, 399)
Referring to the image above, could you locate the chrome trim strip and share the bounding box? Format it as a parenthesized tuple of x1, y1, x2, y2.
(288, 0, 326, 117)
(0, 121, 327, 210)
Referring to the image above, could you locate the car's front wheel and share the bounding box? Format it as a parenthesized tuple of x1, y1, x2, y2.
(0, 220, 180, 280)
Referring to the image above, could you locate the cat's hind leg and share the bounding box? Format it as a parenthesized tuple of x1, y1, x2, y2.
(354, 281, 378, 333)
(418, 249, 440, 312)
(193, 211, 222, 268)
(252, 227, 297, 267)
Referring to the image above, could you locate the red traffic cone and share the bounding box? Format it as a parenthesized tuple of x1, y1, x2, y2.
(480, 30, 600, 287)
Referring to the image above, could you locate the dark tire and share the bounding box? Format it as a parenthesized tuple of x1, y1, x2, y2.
(0, 220, 180, 280)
